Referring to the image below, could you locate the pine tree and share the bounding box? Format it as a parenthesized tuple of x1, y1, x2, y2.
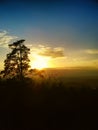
(0, 40, 30, 79)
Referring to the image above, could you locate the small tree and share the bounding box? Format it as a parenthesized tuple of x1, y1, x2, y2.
(0, 40, 30, 79)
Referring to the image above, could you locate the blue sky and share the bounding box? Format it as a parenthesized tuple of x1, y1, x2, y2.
(0, 0, 98, 69)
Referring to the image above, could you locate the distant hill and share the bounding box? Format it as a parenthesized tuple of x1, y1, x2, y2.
(44, 67, 98, 78)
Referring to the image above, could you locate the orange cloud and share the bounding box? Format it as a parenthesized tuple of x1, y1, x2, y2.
(31, 45, 65, 58)
(84, 49, 98, 54)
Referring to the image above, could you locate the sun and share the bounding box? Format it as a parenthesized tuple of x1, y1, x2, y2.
(30, 55, 49, 70)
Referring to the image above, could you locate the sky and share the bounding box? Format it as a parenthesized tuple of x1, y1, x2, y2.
(0, 0, 98, 69)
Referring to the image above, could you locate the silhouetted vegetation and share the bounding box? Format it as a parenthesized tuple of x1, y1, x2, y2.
(0, 74, 98, 130)
(0, 40, 30, 79)
(0, 40, 98, 129)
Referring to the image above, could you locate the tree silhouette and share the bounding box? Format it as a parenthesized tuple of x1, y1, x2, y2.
(0, 40, 30, 79)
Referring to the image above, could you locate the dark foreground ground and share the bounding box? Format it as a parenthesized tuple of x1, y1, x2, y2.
(0, 76, 98, 130)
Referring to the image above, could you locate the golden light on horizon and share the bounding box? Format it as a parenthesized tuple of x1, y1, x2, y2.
(30, 54, 50, 70)
(29, 46, 98, 70)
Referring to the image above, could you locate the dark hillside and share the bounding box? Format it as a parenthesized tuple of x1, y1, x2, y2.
(0, 75, 98, 130)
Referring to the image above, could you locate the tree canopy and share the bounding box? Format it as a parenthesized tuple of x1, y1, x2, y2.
(0, 40, 30, 79)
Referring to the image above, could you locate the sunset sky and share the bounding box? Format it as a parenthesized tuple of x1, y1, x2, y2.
(0, 0, 98, 69)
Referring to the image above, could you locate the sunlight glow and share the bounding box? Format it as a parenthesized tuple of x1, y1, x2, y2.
(30, 54, 50, 70)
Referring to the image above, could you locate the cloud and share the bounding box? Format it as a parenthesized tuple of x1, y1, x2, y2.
(84, 49, 98, 54)
(31, 45, 65, 58)
(0, 30, 18, 47)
